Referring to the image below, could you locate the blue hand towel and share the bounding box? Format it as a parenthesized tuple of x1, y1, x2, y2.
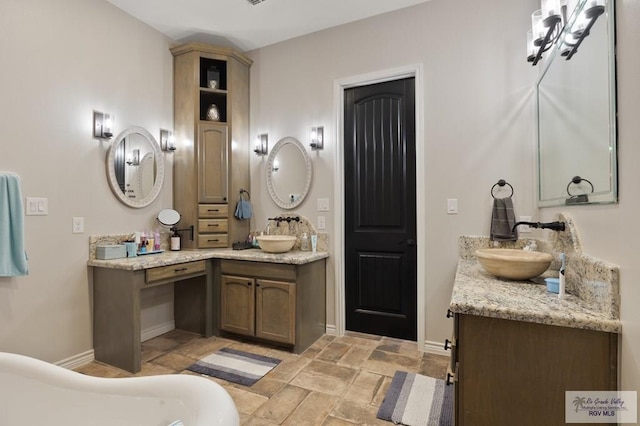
(0, 172, 29, 276)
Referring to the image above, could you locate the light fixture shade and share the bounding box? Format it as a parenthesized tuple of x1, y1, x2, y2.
(541, 0, 562, 21)
(254, 133, 268, 155)
(310, 126, 324, 150)
(531, 10, 546, 44)
(527, 30, 536, 61)
(93, 110, 113, 139)
(160, 129, 176, 152)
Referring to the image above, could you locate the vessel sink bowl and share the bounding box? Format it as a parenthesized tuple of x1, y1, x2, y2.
(256, 235, 297, 253)
(475, 248, 553, 280)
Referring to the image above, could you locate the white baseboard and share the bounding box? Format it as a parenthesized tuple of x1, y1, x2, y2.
(56, 349, 95, 370)
(141, 321, 175, 342)
(424, 340, 449, 357)
(325, 324, 337, 336)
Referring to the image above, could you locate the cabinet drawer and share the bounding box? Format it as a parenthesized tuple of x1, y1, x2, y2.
(146, 260, 206, 283)
(220, 259, 296, 281)
(199, 204, 227, 218)
(198, 219, 228, 233)
(198, 234, 228, 248)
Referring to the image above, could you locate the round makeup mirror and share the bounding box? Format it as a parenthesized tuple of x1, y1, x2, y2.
(157, 209, 181, 227)
(106, 126, 165, 208)
(266, 137, 312, 209)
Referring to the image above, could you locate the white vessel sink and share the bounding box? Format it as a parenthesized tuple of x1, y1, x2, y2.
(256, 235, 296, 253)
(476, 248, 553, 280)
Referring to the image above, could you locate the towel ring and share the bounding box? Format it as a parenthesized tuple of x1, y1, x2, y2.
(566, 176, 594, 196)
(238, 189, 250, 200)
(491, 179, 514, 199)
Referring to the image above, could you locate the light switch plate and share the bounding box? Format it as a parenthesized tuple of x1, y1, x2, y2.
(317, 198, 330, 212)
(447, 198, 458, 214)
(25, 197, 48, 216)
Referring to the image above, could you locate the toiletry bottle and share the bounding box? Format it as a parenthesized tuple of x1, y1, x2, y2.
(154, 230, 161, 251)
(170, 229, 181, 251)
(311, 234, 318, 253)
(300, 233, 310, 251)
(558, 253, 566, 299)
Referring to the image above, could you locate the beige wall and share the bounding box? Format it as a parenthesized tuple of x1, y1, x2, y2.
(0, 0, 175, 362)
(248, 0, 538, 345)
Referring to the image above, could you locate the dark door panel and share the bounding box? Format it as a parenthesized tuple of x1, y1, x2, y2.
(344, 78, 416, 340)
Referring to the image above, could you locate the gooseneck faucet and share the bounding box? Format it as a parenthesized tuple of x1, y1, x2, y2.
(512, 221, 566, 233)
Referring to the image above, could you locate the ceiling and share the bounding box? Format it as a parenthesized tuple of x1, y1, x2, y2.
(105, 0, 431, 51)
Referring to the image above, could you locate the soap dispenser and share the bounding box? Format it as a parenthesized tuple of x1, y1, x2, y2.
(300, 233, 310, 251)
(170, 228, 181, 251)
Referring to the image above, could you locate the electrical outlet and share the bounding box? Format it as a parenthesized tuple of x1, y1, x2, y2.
(72, 217, 85, 234)
(317, 216, 326, 230)
(518, 215, 532, 233)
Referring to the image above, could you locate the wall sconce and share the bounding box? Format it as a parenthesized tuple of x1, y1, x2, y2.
(93, 111, 113, 139)
(527, 0, 605, 66)
(310, 126, 324, 150)
(160, 129, 176, 152)
(126, 149, 140, 166)
(254, 133, 268, 156)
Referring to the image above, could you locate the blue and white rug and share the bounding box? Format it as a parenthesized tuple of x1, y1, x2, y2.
(377, 371, 453, 426)
(187, 347, 281, 386)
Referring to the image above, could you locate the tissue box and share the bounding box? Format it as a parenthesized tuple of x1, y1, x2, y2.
(96, 244, 127, 260)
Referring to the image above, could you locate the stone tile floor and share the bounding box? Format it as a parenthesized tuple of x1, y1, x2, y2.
(76, 330, 450, 425)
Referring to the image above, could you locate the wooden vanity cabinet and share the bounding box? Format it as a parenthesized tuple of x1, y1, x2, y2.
(452, 313, 618, 426)
(171, 43, 251, 249)
(218, 259, 325, 353)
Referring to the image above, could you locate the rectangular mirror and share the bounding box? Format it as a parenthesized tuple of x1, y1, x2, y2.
(536, 0, 617, 207)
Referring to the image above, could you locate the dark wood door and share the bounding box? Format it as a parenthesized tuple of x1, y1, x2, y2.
(344, 77, 417, 340)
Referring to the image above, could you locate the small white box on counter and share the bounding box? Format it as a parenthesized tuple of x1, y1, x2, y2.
(96, 244, 127, 260)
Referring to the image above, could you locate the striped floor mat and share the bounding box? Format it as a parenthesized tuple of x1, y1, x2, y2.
(377, 371, 453, 426)
(187, 347, 281, 386)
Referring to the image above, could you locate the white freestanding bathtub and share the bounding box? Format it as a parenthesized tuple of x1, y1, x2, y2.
(0, 352, 239, 426)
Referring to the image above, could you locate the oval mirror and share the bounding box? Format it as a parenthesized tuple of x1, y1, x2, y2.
(106, 126, 165, 208)
(157, 209, 181, 227)
(266, 137, 312, 209)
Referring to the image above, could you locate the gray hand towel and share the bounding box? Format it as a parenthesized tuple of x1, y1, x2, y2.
(490, 197, 518, 241)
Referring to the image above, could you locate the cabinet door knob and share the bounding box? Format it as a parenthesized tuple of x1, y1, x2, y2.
(444, 339, 452, 351)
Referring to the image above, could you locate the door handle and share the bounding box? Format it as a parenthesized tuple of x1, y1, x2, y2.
(399, 239, 416, 246)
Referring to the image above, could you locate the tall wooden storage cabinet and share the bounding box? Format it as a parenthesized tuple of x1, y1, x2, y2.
(171, 43, 252, 248)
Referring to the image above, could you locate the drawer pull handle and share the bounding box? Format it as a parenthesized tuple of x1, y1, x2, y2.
(446, 309, 454, 318)
(446, 372, 454, 386)
(174, 267, 188, 272)
(208, 224, 219, 227)
(207, 209, 220, 212)
(444, 339, 452, 351)
(208, 239, 219, 242)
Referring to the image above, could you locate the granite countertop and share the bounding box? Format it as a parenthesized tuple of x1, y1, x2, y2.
(87, 248, 329, 271)
(449, 259, 621, 333)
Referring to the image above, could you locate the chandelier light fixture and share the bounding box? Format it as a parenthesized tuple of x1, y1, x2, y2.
(527, 0, 605, 66)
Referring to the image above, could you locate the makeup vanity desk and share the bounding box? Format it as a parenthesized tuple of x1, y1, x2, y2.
(88, 249, 328, 373)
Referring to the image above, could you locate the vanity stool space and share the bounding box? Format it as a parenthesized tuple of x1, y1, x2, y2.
(90, 253, 216, 373)
(215, 257, 326, 354)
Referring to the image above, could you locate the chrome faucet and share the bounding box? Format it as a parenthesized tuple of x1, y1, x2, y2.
(512, 221, 566, 233)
